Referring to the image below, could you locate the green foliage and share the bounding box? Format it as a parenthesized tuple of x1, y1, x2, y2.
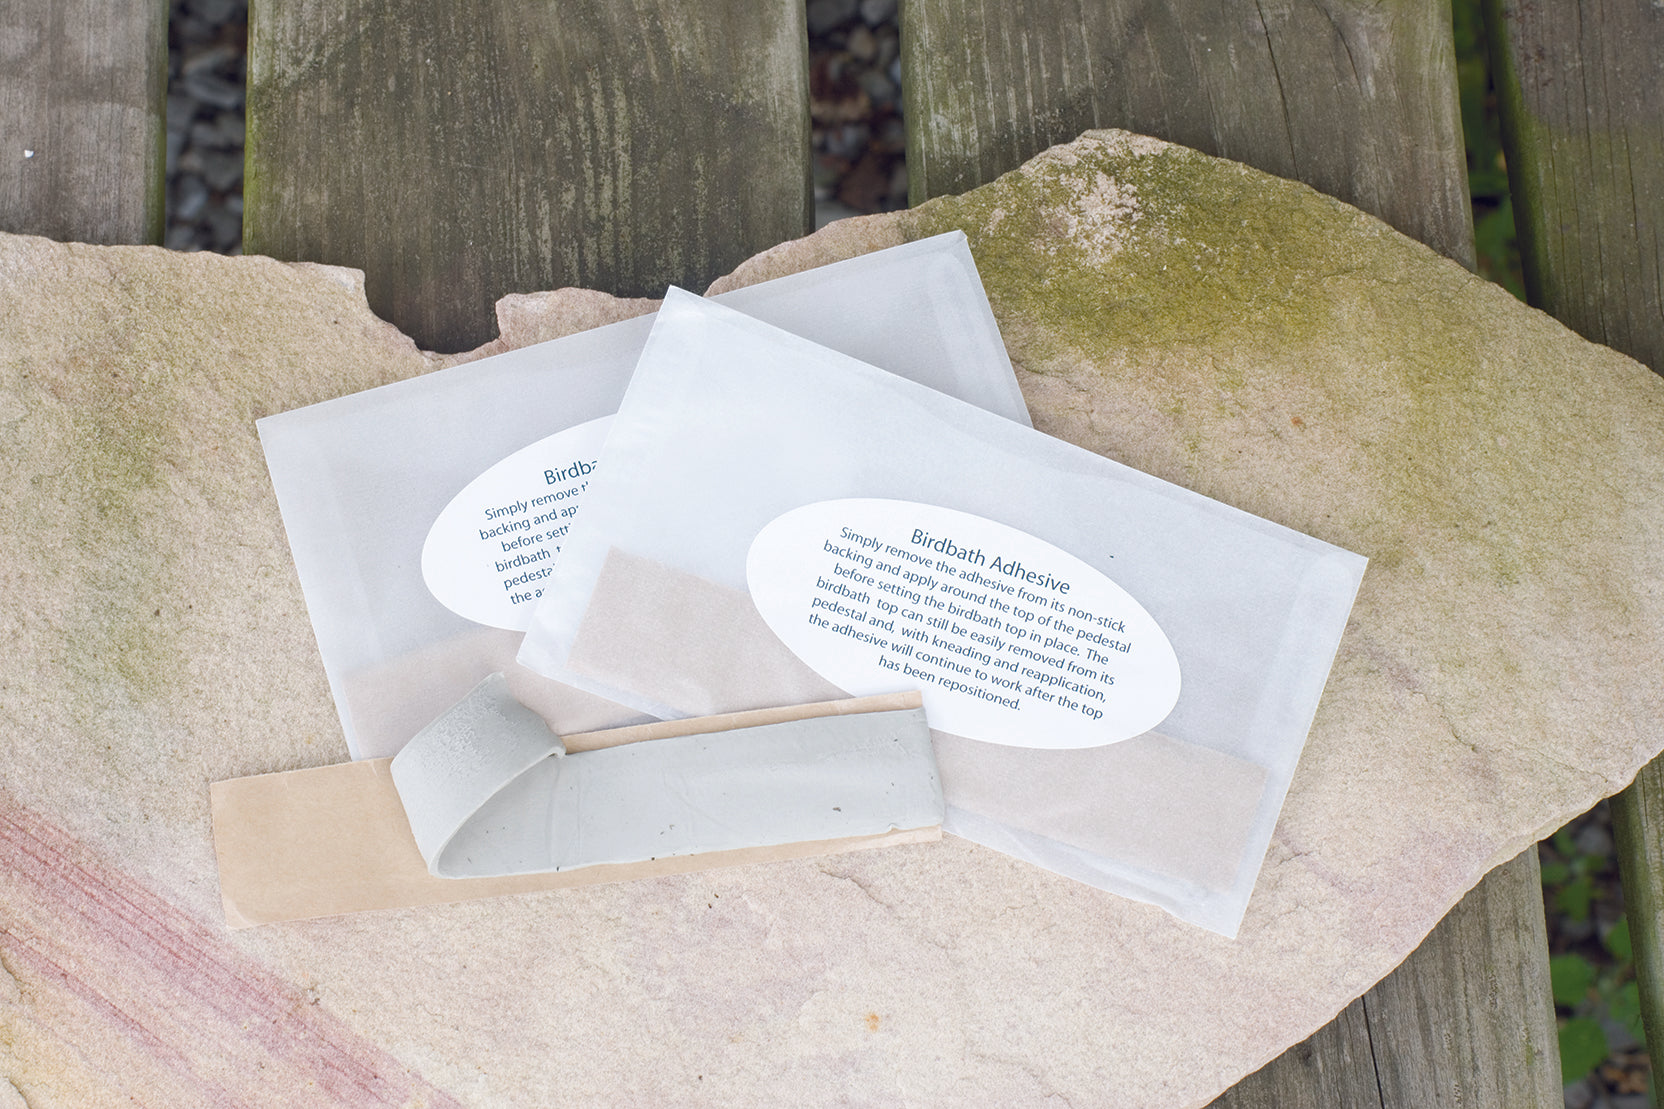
(1552, 953, 1597, 1008)
(1604, 917, 1633, 963)
(1561, 1018, 1613, 1083)
(1451, 0, 1525, 300)
(1545, 827, 1608, 923)
(1559, 874, 1597, 922)
(1611, 981, 1647, 1047)
(1472, 197, 1523, 300)
(1540, 809, 1649, 1095)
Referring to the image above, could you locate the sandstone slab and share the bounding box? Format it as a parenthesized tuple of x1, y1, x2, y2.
(3, 130, 1663, 1105)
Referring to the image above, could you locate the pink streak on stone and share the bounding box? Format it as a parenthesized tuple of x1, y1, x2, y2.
(0, 790, 467, 1107)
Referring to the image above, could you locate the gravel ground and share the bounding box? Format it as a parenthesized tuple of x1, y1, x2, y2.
(160, 6, 1648, 1105)
(164, 0, 246, 253)
(808, 0, 908, 226)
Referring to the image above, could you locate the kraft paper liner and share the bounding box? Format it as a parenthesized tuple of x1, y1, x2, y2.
(566, 548, 1268, 893)
(212, 691, 938, 928)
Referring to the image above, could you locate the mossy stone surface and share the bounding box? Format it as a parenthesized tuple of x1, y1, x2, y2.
(6, 130, 1664, 1106)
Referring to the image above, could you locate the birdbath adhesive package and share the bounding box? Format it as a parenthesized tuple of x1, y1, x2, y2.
(518, 289, 1367, 936)
(257, 232, 1029, 760)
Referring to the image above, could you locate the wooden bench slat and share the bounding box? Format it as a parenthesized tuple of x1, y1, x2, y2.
(0, 0, 167, 245)
(244, 0, 812, 353)
(1361, 849, 1561, 1105)
(901, 2, 1561, 1102)
(901, 0, 1475, 266)
(1612, 764, 1664, 1062)
(1487, 0, 1664, 1068)
(1486, 0, 1664, 373)
(1215, 849, 1560, 1107)
(1209, 999, 1380, 1108)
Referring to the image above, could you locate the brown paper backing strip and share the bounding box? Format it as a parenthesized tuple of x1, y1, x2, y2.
(211, 691, 933, 928)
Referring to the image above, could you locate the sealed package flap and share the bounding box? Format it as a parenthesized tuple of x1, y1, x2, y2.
(518, 289, 1367, 936)
(257, 232, 1028, 759)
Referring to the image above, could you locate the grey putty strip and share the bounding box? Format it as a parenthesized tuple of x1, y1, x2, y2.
(391, 674, 944, 878)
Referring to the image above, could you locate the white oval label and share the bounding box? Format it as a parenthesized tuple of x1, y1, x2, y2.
(421, 415, 613, 630)
(746, 499, 1180, 749)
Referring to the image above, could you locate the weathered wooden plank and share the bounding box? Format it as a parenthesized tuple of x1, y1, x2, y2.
(1485, 0, 1663, 373)
(901, 0, 1476, 266)
(1363, 848, 1561, 1105)
(1212, 850, 1560, 1108)
(1610, 758, 1664, 1065)
(245, 0, 812, 353)
(1486, 0, 1664, 1073)
(902, 2, 1558, 1104)
(1208, 998, 1380, 1109)
(0, 0, 167, 245)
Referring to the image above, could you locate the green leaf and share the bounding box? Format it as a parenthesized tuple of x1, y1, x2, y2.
(1551, 953, 1597, 1008)
(1557, 875, 1596, 922)
(1603, 917, 1633, 964)
(1610, 981, 1646, 1047)
(1540, 860, 1571, 886)
(1558, 1017, 1610, 1082)
(1572, 849, 1608, 878)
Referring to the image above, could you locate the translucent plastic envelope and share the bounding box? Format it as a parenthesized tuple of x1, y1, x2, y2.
(518, 290, 1367, 935)
(258, 233, 1028, 759)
